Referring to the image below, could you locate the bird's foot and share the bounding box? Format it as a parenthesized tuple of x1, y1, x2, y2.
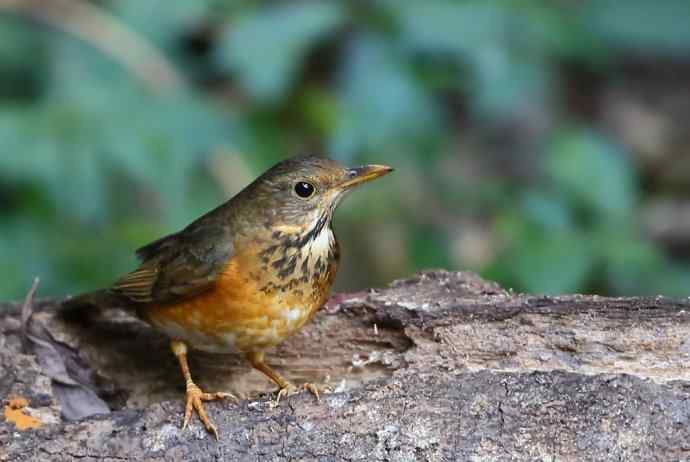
(273, 382, 331, 406)
(182, 382, 237, 439)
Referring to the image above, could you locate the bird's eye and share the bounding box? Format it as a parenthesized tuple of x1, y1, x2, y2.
(294, 181, 316, 199)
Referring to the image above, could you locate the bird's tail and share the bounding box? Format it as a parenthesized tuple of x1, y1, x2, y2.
(60, 289, 127, 321)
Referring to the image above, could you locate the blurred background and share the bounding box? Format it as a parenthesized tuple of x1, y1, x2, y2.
(2, 0, 690, 301)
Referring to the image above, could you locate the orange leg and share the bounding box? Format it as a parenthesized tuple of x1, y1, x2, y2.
(171, 340, 236, 439)
(246, 351, 321, 404)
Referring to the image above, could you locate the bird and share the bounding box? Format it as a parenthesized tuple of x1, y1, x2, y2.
(63, 155, 393, 438)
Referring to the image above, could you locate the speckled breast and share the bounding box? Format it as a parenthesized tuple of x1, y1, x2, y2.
(143, 226, 340, 354)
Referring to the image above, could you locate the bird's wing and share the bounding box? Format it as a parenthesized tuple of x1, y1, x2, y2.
(111, 223, 234, 305)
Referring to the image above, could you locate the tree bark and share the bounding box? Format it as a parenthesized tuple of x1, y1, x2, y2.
(1, 270, 689, 461)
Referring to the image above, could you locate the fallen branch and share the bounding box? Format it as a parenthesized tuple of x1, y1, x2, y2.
(1, 270, 689, 460)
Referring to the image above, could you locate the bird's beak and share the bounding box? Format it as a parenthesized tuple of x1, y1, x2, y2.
(340, 164, 394, 189)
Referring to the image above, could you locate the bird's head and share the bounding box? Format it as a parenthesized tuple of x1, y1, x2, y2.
(236, 155, 393, 235)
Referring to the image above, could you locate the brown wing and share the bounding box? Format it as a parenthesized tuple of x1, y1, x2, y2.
(112, 223, 234, 305)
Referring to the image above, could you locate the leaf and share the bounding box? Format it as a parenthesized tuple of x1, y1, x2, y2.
(389, 0, 504, 57)
(584, 0, 690, 55)
(471, 47, 551, 118)
(21, 283, 111, 420)
(217, 3, 344, 103)
(520, 189, 573, 232)
(0, 220, 47, 299)
(110, 0, 215, 53)
(329, 36, 440, 161)
(386, 0, 554, 117)
(389, 0, 602, 61)
(408, 225, 453, 271)
(510, 231, 595, 295)
(0, 17, 49, 99)
(545, 129, 637, 223)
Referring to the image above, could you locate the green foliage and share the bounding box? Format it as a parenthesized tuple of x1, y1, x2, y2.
(585, 0, 690, 55)
(331, 35, 441, 160)
(1, 0, 690, 300)
(546, 129, 636, 223)
(0, 14, 236, 297)
(217, 3, 345, 102)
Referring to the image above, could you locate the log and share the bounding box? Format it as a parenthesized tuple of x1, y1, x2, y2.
(1, 270, 690, 461)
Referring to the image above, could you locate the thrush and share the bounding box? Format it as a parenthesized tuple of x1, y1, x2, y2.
(64, 155, 393, 438)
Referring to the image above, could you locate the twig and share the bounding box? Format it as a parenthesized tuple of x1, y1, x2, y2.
(20, 277, 40, 352)
(20, 277, 40, 332)
(0, 0, 185, 92)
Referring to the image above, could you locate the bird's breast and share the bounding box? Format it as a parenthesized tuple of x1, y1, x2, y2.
(259, 224, 339, 295)
(143, 226, 339, 353)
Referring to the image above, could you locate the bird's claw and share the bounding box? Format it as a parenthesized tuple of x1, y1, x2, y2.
(182, 382, 237, 439)
(272, 382, 330, 406)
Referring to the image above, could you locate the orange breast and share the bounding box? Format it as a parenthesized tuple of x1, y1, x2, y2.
(143, 240, 336, 354)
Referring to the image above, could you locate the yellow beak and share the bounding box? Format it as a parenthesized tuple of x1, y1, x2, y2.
(340, 164, 394, 189)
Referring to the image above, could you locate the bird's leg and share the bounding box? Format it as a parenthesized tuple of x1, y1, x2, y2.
(170, 340, 236, 439)
(246, 351, 321, 404)
(246, 351, 295, 404)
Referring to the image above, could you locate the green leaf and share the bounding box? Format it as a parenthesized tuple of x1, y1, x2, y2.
(0, 17, 49, 99)
(471, 46, 551, 118)
(520, 189, 573, 232)
(387, 0, 554, 117)
(389, 0, 503, 57)
(600, 233, 662, 294)
(110, 0, 214, 52)
(330, 36, 440, 161)
(584, 0, 690, 56)
(408, 225, 453, 270)
(509, 231, 595, 295)
(217, 3, 344, 102)
(545, 129, 637, 223)
(602, 233, 690, 297)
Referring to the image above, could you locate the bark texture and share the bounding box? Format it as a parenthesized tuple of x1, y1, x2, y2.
(1, 270, 690, 461)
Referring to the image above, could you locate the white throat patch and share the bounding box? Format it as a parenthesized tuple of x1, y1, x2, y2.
(304, 212, 334, 259)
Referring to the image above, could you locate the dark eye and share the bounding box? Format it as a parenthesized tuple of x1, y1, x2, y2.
(294, 181, 316, 198)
